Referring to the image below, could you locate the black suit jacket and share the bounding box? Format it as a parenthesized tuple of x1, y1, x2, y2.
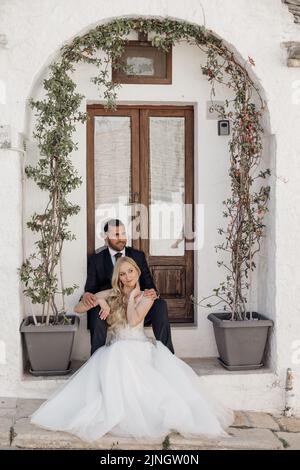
(84, 247, 156, 328)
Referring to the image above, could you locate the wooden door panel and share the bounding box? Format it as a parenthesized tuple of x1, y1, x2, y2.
(151, 266, 186, 298)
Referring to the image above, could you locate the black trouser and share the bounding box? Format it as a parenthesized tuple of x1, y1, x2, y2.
(89, 299, 174, 355)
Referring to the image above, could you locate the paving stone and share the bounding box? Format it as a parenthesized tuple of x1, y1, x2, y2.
(0, 416, 13, 448)
(276, 432, 300, 450)
(12, 417, 163, 450)
(227, 428, 282, 449)
(276, 416, 300, 433)
(232, 411, 279, 431)
(169, 428, 283, 450)
(0, 408, 15, 418)
(15, 398, 44, 420)
(0, 397, 17, 410)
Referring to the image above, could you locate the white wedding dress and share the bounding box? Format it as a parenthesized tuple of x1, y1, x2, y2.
(31, 296, 234, 442)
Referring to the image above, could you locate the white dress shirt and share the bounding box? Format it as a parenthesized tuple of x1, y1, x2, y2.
(108, 246, 126, 266)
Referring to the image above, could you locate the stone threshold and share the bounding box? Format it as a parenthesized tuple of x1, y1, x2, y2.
(21, 357, 272, 382)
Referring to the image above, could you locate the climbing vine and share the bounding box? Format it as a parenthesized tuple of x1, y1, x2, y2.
(20, 18, 270, 323)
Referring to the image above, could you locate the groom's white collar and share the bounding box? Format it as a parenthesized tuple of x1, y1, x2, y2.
(108, 246, 126, 260)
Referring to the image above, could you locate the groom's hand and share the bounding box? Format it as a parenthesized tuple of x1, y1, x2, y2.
(144, 289, 158, 301)
(82, 292, 98, 309)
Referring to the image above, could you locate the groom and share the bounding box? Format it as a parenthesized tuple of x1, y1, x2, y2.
(82, 219, 175, 355)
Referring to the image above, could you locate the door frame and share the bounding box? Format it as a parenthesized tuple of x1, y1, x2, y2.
(86, 104, 194, 322)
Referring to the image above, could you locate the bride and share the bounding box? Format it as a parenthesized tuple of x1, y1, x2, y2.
(31, 256, 234, 442)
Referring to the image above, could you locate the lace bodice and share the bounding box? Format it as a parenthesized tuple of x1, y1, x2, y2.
(108, 321, 146, 343)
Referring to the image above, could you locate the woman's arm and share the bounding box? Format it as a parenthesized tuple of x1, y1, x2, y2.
(74, 288, 113, 313)
(94, 289, 113, 301)
(127, 288, 154, 327)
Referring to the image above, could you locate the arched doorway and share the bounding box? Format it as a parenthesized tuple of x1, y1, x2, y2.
(24, 16, 272, 361)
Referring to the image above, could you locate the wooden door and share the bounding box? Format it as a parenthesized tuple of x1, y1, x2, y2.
(87, 105, 194, 323)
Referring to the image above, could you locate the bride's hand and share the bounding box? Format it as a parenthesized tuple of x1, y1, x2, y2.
(99, 306, 110, 320)
(98, 300, 110, 320)
(130, 281, 141, 299)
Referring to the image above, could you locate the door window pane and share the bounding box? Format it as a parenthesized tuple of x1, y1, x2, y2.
(149, 117, 185, 256)
(94, 116, 131, 249)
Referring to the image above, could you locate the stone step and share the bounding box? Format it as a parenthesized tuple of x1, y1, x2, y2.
(10, 418, 284, 450)
(3, 398, 299, 450)
(0, 398, 287, 450)
(22, 357, 272, 383)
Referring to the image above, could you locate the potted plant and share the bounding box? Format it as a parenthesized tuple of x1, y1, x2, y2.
(19, 65, 85, 375)
(193, 97, 273, 371)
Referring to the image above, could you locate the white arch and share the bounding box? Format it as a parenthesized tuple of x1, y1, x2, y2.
(25, 12, 273, 133)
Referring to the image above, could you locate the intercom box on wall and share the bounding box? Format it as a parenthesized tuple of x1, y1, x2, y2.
(218, 120, 230, 136)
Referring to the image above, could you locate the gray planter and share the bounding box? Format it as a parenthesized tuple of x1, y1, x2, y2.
(208, 312, 273, 371)
(20, 315, 79, 376)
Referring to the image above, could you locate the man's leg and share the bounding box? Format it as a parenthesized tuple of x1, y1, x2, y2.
(144, 299, 174, 354)
(88, 309, 108, 355)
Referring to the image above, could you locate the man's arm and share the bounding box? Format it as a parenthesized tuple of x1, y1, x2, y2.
(80, 255, 101, 310)
(84, 255, 99, 294)
(82, 253, 113, 309)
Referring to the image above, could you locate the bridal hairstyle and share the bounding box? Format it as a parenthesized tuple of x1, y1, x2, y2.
(106, 256, 141, 332)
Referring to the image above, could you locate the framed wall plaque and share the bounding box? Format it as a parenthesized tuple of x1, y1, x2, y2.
(112, 40, 172, 85)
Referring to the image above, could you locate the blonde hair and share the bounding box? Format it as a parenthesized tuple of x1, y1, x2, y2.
(106, 256, 141, 332)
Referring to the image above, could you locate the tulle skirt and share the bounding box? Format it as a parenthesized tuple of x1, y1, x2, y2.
(31, 339, 233, 442)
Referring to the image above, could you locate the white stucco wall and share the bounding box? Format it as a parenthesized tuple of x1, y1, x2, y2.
(1, 0, 300, 413)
